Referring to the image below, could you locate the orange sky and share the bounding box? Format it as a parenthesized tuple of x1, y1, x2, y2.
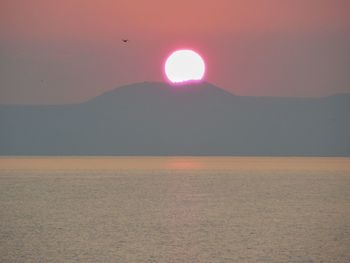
(1, 0, 350, 103)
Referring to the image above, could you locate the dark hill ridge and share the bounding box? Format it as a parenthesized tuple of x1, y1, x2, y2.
(1, 82, 349, 155)
(84, 82, 235, 108)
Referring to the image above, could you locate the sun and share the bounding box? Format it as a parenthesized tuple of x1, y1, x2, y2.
(164, 49, 205, 84)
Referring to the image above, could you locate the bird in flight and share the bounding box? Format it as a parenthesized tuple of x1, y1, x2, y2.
(122, 39, 129, 43)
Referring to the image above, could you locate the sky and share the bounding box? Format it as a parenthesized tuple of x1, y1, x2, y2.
(1, 0, 350, 104)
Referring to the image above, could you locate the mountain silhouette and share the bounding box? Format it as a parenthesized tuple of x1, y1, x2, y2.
(1, 82, 349, 155)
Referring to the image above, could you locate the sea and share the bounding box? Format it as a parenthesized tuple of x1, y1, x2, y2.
(0, 157, 349, 262)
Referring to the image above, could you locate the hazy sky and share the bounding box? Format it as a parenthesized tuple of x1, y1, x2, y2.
(1, 0, 350, 104)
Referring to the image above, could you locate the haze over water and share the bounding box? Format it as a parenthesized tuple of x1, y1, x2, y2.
(1, 157, 349, 262)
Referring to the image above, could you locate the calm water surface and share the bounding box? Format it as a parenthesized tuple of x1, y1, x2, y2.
(0, 157, 349, 262)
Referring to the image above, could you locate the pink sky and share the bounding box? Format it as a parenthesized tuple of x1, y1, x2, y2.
(1, 0, 350, 103)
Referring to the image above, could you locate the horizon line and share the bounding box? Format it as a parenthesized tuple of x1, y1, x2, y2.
(1, 81, 349, 106)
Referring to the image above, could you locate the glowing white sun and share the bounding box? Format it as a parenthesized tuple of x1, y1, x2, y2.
(164, 49, 205, 84)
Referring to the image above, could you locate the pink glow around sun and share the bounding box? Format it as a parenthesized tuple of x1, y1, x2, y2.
(164, 49, 206, 84)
